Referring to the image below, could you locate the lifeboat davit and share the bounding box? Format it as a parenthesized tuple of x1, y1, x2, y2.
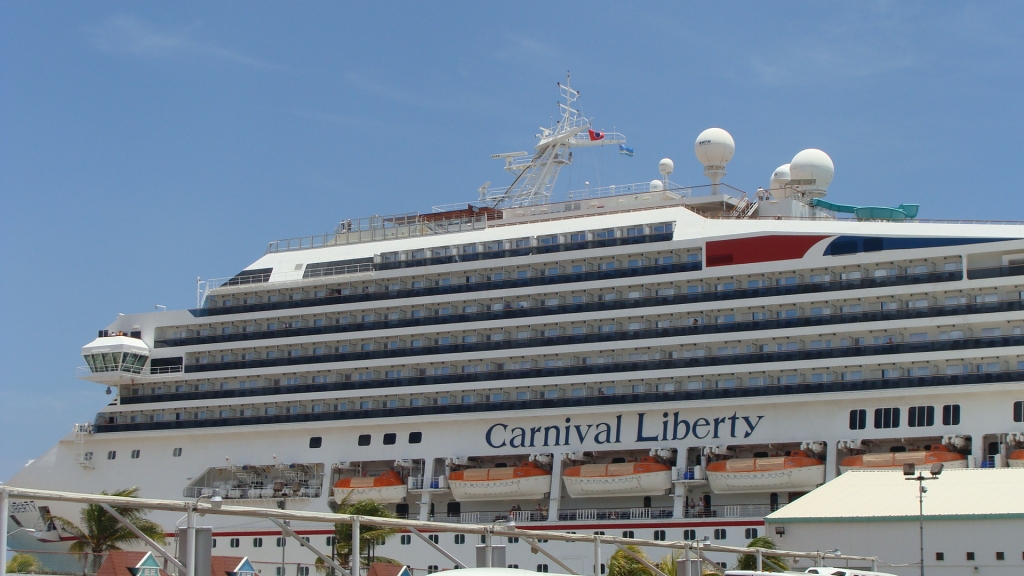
(705, 450, 825, 494)
(1008, 449, 1024, 468)
(839, 446, 968, 473)
(448, 462, 552, 501)
(332, 470, 407, 503)
(562, 457, 672, 498)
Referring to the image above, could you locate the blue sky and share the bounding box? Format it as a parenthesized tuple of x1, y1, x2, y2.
(3, 2, 1024, 482)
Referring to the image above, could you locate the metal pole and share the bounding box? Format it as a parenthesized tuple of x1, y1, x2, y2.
(485, 528, 493, 568)
(593, 535, 601, 576)
(281, 520, 288, 576)
(756, 548, 762, 572)
(918, 480, 925, 576)
(186, 508, 196, 576)
(351, 517, 360, 576)
(1, 488, 9, 576)
(100, 505, 187, 574)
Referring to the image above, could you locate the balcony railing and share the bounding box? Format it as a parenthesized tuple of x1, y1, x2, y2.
(95, 366, 1024, 433)
(431, 503, 775, 524)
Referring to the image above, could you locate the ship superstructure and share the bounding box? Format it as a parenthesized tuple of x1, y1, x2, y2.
(7, 81, 1024, 574)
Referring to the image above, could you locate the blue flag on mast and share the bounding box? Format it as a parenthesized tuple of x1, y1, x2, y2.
(619, 144, 634, 157)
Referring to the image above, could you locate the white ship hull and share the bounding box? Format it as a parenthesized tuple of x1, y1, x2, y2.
(706, 466, 825, 494)
(563, 471, 672, 498)
(449, 475, 552, 501)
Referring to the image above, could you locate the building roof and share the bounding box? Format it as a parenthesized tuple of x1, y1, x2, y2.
(95, 552, 169, 576)
(766, 469, 1024, 523)
(94, 552, 246, 576)
(366, 563, 407, 576)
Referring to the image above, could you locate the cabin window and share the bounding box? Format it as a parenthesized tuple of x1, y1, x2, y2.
(935, 552, 944, 561)
(357, 434, 371, 446)
(427, 567, 438, 574)
(107, 450, 116, 460)
(908, 406, 935, 427)
(966, 552, 975, 561)
(942, 404, 961, 425)
(622, 531, 634, 539)
(874, 407, 900, 429)
(309, 437, 322, 449)
(409, 431, 422, 443)
(454, 534, 465, 544)
(383, 433, 397, 445)
(229, 538, 239, 548)
(683, 529, 696, 540)
(253, 538, 263, 548)
(172, 448, 182, 457)
(1013, 401, 1023, 422)
(653, 530, 666, 541)
(536, 565, 549, 573)
(995, 552, 1005, 561)
(400, 535, 411, 545)
(713, 529, 727, 540)
(745, 528, 758, 539)
(130, 450, 141, 459)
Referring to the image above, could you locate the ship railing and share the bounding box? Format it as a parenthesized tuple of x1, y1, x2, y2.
(264, 213, 488, 254)
(202, 263, 374, 296)
(442, 506, 756, 524)
(182, 485, 322, 499)
(408, 476, 447, 490)
(76, 365, 182, 379)
(510, 510, 536, 523)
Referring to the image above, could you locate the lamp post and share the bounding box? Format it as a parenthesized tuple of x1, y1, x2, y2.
(190, 490, 223, 576)
(904, 462, 943, 576)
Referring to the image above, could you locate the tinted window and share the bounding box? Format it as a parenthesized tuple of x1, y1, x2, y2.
(357, 434, 371, 446)
(409, 431, 422, 444)
(383, 433, 397, 445)
(309, 437, 322, 448)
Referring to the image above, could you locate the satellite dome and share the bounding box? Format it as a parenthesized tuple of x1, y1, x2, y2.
(789, 149, 834, 197)
(694, 128, 735, 168)
(658, 158, 674, 177)
(650, 180, 665, 192)
(770, 164, 791, 191)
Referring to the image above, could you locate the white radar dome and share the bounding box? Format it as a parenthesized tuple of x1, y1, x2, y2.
(694, 128, 735, 169)
(650, 180, 665, 192)
(770, 164, 791, 191)
(788, 149, 834, 197)
(659, 158, 674, 177)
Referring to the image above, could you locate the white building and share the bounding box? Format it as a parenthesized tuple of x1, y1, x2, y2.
(765, 469, 1024, 576)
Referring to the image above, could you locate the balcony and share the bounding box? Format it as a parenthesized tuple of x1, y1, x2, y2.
(435, 503, 775, 524)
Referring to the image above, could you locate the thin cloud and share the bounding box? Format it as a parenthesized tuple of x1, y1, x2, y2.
(496, 33, 564, 64)
(89, 15, 281, 70)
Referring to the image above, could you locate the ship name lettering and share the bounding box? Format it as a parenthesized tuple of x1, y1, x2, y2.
(486, 412, 763, 448)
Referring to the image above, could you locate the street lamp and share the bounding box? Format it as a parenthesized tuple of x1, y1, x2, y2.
(904, 462, 943, 576)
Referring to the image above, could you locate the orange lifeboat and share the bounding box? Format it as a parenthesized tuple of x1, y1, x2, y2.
(705, 450, 824, 494)
(562, 457, 672, 498)
(839, 446, 967, 473)
(448, 461, 552, 501)
(1008, 449, 1024, 468)
(332, 470, 407, 503)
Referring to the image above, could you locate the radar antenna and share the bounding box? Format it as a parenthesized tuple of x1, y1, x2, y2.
(480, 73, 626, 208)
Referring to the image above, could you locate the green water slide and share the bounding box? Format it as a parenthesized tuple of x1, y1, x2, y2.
(811, 198, 919, 221)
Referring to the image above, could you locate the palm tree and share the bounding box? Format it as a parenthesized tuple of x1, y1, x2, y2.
(734, 536, 788, 573)
(315, 495, 400, 572)
(50, 487, 166, 571)
(6, 552, 44, 574)
(608, 545, 654, 576)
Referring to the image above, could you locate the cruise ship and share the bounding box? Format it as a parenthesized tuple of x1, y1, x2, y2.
(6, 80, 1024, 575)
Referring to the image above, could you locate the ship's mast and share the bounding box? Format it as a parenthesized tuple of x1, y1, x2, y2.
(481, 74, 625, 208)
